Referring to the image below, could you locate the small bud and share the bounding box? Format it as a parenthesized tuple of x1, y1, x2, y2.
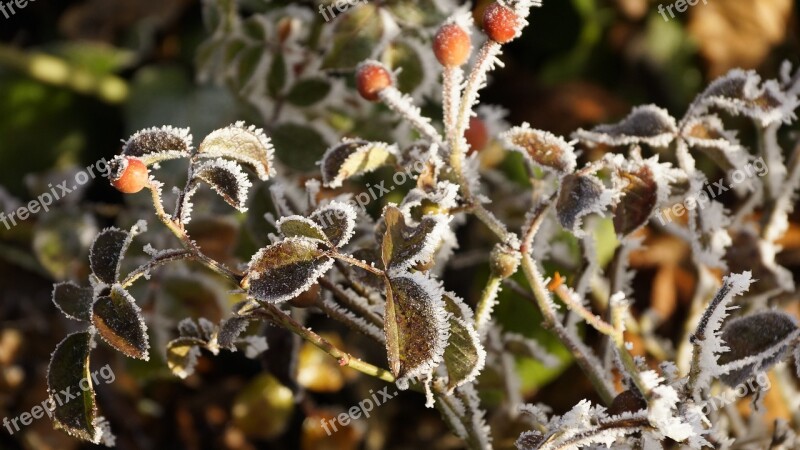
(110, 156, 149, 194)
(465, 117, 489, 154)
(483, 2, 520, 44)
(433, 23, 471, 67)
(489, 244, 520, 279)
(355, 61, 393, 102)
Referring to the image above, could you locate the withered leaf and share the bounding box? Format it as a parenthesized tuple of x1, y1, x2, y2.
(380, 205, 448, 275)
(277, 216, 328, 242)
(613, 165, 658, 236)
(441, 292, 485, 392)
(309, 201, 358, 247)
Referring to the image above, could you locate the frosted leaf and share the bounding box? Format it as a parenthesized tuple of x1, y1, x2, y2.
(122, 125, 192, 165)
(166, 337, 204, 379)
(690, 271, 753, 391)
(686, 69, 799, 127)
(52, 281, 94, 322)
(384, 272, 449, 380)
(503, 333, 560, 368)
(243, 237, 334, 303)
(197, 121, 275, 180)
(217, 315, 251, 350)
(441, 293, 486, 392)
(717, 311, 799, 386)
(573, 105, 678, 147)
(177, 317, 201, 338)
(47, 331, 100, 443)
(320, 139, 399, 188)
(276, 215, 328, 242)
(91, 285, 150, 360)
(500, 123, 577, 175)
(515, 430, 544, 449)
(89, 227, 132, 285)
(555, 173, 615, 236)
(612, 163, 658, 237)
(681, 115, 749, 172)
(380, 205, 450, 275)
(309, 201, 358, 247)
(401, 181, 461, 213)
(192, 158, 253, 211)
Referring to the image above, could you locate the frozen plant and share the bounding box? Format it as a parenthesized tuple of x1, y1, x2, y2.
(47, 1, 800, 449)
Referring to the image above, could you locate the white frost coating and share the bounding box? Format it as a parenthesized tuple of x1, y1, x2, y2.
(392, 272, 451, 388)
(197, 121, 275, 180)
(319, 295, 384, 342)
(122, 125, 193, 166)
(458, 383, 493, 450)
(691, 272, 753, 393)
(401, 181, 461, 213)
(500, 123, 578, 175)
(378, 87, 444, 146)
(558, 173, 617, 238)
(386, 207, 452, 276)
(305, 178, 321, 209)
(179, 184, 198, 225)
(647, 383, 698, 445)
(241, 336, 269, 359)
(574, 105, 678, 148)
(104, 284, 151, 361)
(268, 183, 295, 217)
(438, 394, 469, 440)
(691, 197, 733, 269)
(310, 200, 358, 247)
(758, 240, 795, 292)
(319, 139, 399, 188)
(192, 158, 253, 211)
(88, 226, 133, 285)
(276, 215, 327, 241)
(681, 115, 750, 174)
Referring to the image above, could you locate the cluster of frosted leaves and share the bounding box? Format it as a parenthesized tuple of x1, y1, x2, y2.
(48, 224, 152, 443)
(380, 205, 450, 275)
(605, 153, 680, 237)
(319, 139, 399, 188)
(685, 69, 800, 127)
(122, 126, 193, 166)
(716, 311, 799, 386)
(243, 237, 335, 304)
(689, 271, 753, 392)
(573, 105, 678, 148)
(275, 201, 358, 248)
(401, 181, 461, 214)
(197, 121, 275, 180)
(680, 115, 750, 172)
(167, 316, 268, 379)
(500, 123, 577, 176)
(191, 158, 253, 212)
(555, 172, 616, 237)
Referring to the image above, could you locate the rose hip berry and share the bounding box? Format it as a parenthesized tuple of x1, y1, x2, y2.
(483, 2, 519, 44)
(433, 23, 471, 67)
(465, 117, 489, 153)
(110, 157, 149, 194)
(355, 62, 393, 102)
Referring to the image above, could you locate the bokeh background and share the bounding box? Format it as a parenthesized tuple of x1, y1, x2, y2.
(1, 1, 798, 449)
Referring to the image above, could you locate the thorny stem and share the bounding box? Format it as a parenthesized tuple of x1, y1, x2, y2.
(121, 249, 193, 288)
(328, 252, 385, 276)
(378, 87, 444, 146)
(256, 304, 396, 383)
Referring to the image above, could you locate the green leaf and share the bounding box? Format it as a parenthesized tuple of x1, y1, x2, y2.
(47, 331, 99, 442)
(380, 205, 448, 274)
(92, 285, 150, 360)
(441, 293, 485, 392)
(166, 337, 205, 379)
(384, 272, 449, 380)
(383, 40, 425, 94)
(267, 53, 288, 97)
(235, 46, 264, 90)
(271, 123, 329, 172)
(243, 238, 334, 303)
(286, 78, 332, 107)
(320, 140, 398, 188)
(197, 122, 275, 180)
(52, 281, 94, 322)
(322, 4, 384, 70)
(276, 216, 328, 242)
(89, 227, 131, 285)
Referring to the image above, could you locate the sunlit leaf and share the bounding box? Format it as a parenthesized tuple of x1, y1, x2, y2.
(309, 201, 358, 247)
(166, 337, 204, 379)
(612, 165, 657, 237)
(122, 125, 193, 165)
(441, 293, 485, 392)
(320, 139, 399, 188)
(277, 216, 328, 242)
(381, 205, 449, 275)
(47, 331, 99, 442)
(89, 227, 131, 285)
(92, 285, 150, 360)
(573, 105, 677, 147)
(197, 121, 275, 180)
(384, 272, 449, 380)
(717, 311, 799, 386)
(682, 115, 749, 172)
(500, 124, 577, 175)
(232, 374, 295, 440)
(52, 281, 94, 322)
(243, 237, 334, 303)
(192, 158, 253, 211)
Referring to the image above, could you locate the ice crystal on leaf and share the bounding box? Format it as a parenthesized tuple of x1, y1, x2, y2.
(197, 121, 275, 180)
(122, 125, 193, 166)
(192, 158, 253, 212)
(500, 124, 577, 175)
(320, 139, 399, 188)
(380, 205, 450, 275)
(52, 281, 94, 322)
(555, 172, 616, 236)
(573, 105, 678, 148)
(91, 284, 150, 361)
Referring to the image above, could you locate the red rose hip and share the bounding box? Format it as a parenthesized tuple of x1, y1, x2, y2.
(110, 156, 149, 194)
(433, 23, 471, 67)
(483, 2, 519, 44)
(465, 117, 489, 154)
(355, 61, 393, 102)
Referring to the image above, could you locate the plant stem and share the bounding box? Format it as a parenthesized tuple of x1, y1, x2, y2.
(474, 276, 502, 334)
(329, 252, 385, 276)
(121, 249, 193, 288)
(257, 304, 396, 383)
